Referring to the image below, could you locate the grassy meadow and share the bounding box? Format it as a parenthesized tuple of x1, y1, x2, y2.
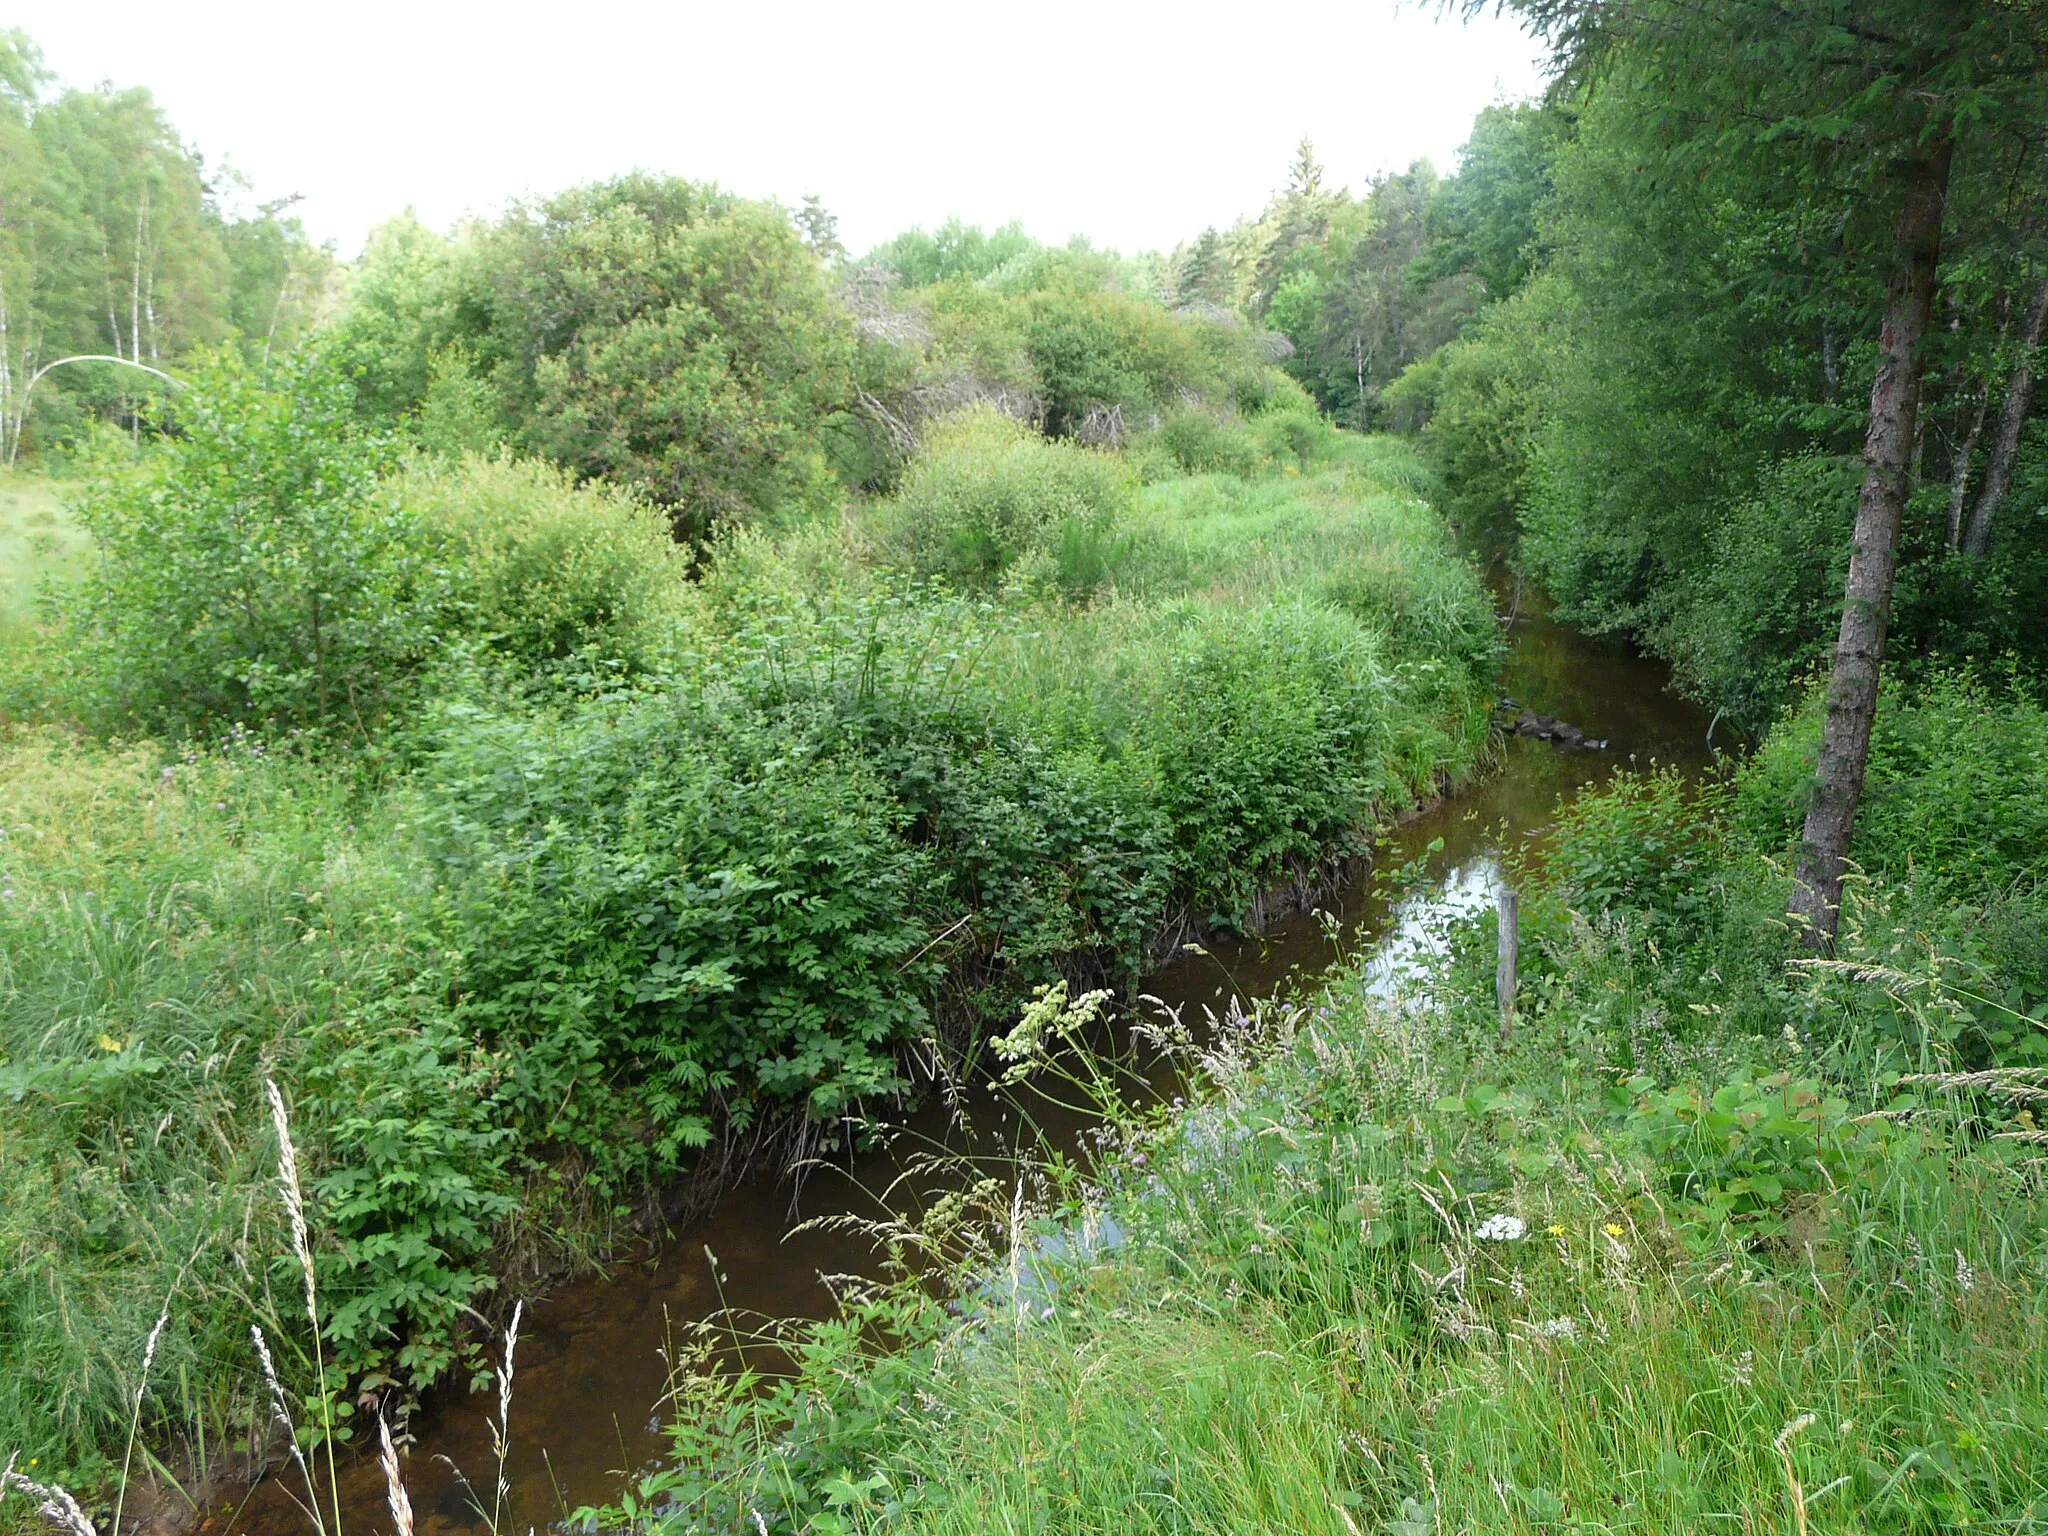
(0, 475, 85, 633)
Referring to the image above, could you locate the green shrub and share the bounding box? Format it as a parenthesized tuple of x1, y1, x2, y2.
(1247, 392, 1338, 469)
(336, 177, 859, 540)
(881, 409, 1130, 589)
(59, 351, 439, 740)
(398, 452, 684, 667)
(1538, 767, 1722, 933)
(1157, 406, 1257, 476)
(1731, 670, 2048, 898)
(1661, 452, 1858, 728)
(1133, 600, 1405, 916)
(420, 687, 935, 1170)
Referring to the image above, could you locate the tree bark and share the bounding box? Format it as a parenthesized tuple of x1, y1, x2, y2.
(1945, 388, 1988, 548)
(1790, 135, 1953, 948)
(1961, 273, 2048, 558)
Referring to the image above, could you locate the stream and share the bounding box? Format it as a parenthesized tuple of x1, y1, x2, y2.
(213, 581, 1711, 1536)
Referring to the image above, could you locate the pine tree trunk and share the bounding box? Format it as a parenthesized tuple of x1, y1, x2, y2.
(1961, 273, 2048, 558)
(1790, 136, 1953, 948)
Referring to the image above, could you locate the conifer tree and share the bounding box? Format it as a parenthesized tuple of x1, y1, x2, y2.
(1173, 228, 1232, 309)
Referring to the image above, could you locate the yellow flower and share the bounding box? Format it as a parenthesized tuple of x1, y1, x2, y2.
(1603, 1223, 1625, 1238)
(1546, 1224, 1566, 1237)
(97, 1034, 124, 1053)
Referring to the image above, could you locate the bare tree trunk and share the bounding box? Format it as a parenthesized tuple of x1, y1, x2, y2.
(1961, 273, 2048, 558)
(0, 264, 13, 465)
(1946, 388, 1988, 548)
(130, 193, 145, 367)
(1790, 136, 1952, 948)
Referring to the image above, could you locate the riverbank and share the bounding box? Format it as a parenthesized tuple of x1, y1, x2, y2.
(193, 571, 1708, 1536)
(0, 407, 1498, 1492)
(592, 672, 2048, 1533)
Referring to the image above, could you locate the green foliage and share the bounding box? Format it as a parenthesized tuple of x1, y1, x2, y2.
(1616, 1069, 1876, 1233)
(878, 408, 1130, 588)
(1390, 273, 1561, 553)
(1537, 767, 1722, 935)
(1156, 406, 1258, 477)
(397, 452, 683, 668)
(309, 1010, 517, 1387)
(332, 177, 856, 540)
(1731, 671, 2048, 900)
(1405, 16, 2048, 724)
(865, 218, 1038, 287)
(59, 351, 438, 739)
(421, 687, 934, 1164)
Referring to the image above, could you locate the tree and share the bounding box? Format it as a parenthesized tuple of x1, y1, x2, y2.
(0, 30, 49, 461)
(1173, 228, 1232, 309)
(1959, 271, 2048, 556)
(1420, 101, 1568, 300)
(0, 31, 333, 455)
(794, 193, 845, 262)
(1251, 140, 1335, 315)
(1489, 0, 2048, 945)
(452, 175, 859, 538)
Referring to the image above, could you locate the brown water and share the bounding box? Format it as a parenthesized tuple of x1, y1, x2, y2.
(209, 582, 1711, 1536)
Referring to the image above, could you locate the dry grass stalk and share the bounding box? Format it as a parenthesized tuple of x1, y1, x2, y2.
(251, 1324, 324, 1536)
(377, 1414, 415, 1536)
(263, 1079, 340, 1536)
(110, 1308, 173, 1536)
(265, 1079, 318, 1330)
(1, 1452, 101, 1536)
(487, 1300, 524, 1534)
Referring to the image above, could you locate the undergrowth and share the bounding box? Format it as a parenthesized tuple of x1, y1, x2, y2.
(588, 674, 2048, 1534)
(0, 416, 1496, 1483)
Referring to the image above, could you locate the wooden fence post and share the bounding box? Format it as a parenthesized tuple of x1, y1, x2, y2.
(1496, 887, 1519, 1036)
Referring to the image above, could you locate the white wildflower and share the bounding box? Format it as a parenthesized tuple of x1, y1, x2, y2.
(1954, 1251, 1976, 1293)
(1536, 1316, 1578, 1340)
(1475, 1214, 1527, 1242)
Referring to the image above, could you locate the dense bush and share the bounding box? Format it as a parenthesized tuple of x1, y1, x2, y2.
(423, 688, 933, 1163)
(59, 352, 438, 740)
(0, 403, 1499, 1478)
(398, 452, 684, 668)
(1730, 669, 2048, 898)
(1156, 405, 1258, 477)
(332, 177, 857, 539)
(879, 409, 1131, 589)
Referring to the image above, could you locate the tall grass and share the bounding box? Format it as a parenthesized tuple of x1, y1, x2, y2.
(0, 475, 84, 632)
(0, 730, 438, 1476)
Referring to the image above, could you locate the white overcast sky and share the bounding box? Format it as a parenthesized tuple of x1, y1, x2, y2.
(11, 1, 1549, 262)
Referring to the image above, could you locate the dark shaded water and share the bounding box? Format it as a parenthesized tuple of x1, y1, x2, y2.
(210, 583, 1711, 1536)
